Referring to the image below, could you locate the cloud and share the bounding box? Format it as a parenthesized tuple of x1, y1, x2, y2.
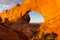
(0, 0, 23, 5)
(0, 0, 23, 12)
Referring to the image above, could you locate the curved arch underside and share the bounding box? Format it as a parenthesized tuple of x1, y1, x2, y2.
(0, 0, 60, 40)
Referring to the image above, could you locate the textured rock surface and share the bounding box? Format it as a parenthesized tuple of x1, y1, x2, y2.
(0, 23, 21, 40)
(0, 0, 60, 40)
(0, 17, 39, 40)
(10, 18, 39, 39)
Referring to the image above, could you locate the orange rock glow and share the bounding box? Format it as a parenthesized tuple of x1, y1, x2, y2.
(0, 0, 60, 40)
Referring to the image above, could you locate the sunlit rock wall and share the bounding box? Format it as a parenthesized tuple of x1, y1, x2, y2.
(0, 0, 60, 40)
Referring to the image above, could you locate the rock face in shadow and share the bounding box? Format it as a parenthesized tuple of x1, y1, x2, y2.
(10, 18, 39, 39)
(0, 17, 2, 23)
(22, 13, 30, 23)
(0, 23, 21, 40)
(0, 13, 39, 40)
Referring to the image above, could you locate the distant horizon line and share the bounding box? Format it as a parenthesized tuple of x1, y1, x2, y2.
(30, 20, 44, 23)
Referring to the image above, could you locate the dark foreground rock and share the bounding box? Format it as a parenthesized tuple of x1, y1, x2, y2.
(0, 23, 21, 40)
(0, 13, 39, 40)
(10, 17, 40, 39)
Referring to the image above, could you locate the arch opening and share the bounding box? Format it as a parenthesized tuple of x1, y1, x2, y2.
(22, 10, 45, 27)
(23, 11, 45, 23)
(28, 11, 44, 24)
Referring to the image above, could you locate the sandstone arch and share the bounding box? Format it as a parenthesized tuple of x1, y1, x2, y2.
(0, 0, 60, 40)
(20, 0, 60, 40)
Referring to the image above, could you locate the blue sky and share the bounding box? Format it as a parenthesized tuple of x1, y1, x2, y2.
(0, 0, 44, 23)
(29, 11, 44, 23)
